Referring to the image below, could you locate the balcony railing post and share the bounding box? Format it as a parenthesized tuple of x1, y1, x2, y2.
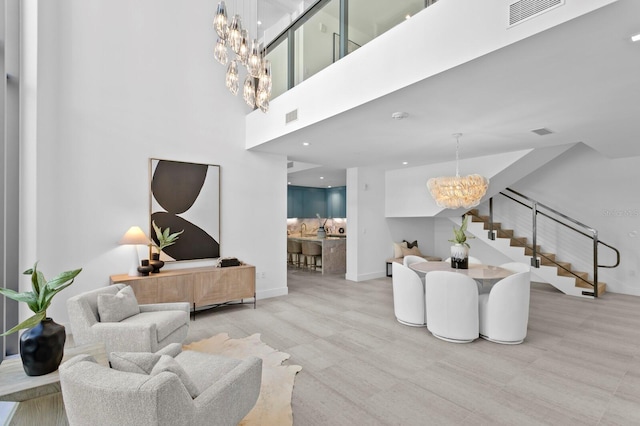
(339, 0, 349, 59)
(531, 202, 540, 268)
(593, 231, 599, 297)
(286, 28, 295, 90)
(488, 197, 495, 240)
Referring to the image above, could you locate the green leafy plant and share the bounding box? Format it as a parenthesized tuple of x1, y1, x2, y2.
(448, 215, 474, 248)
(152, 220, 184, 254)
(0, 262, 82, 336)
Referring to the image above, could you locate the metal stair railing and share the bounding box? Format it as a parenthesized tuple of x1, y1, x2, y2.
(486, 188, 620, 297)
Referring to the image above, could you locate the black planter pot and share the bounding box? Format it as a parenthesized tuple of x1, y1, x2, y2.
(20, 318, 66, 376)
(150, 253, 165, 273)
(450, 257, 469, 269)
(137, 259, 154, 276)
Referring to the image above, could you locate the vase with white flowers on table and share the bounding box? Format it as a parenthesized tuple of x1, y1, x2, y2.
(449, 215, 474, 269)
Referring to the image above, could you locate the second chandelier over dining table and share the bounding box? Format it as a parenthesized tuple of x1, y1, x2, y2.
(213, 1, 272, 113)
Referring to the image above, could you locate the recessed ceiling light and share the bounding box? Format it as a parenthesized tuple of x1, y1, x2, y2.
(391, 111, 409, 120)
(328, 185, 332, 188)
(257, 20, 262, 26)
(320, 176, 324, 180)
(402, 161, 408, 165)
(405, 14, 411, 20)
(288, 182, 291, 185)
(302, 142, 310, 146)
(632, 33, 640, 42)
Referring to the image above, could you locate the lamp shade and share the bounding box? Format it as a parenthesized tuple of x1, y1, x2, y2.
(118, 226, 149, 245)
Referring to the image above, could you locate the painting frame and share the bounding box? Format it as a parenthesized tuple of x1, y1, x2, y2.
(149, 158, 221, 262)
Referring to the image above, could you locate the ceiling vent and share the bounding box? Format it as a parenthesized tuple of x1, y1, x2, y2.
(287, 161, 294, 169)
(509, 0, 564, 27)
(285, 109, 298, 124)
(531, 127, 554, 136)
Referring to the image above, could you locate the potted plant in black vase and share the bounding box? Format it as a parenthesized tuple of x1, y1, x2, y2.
(0, 262, 81, 376)
(449, 215, 474, 269)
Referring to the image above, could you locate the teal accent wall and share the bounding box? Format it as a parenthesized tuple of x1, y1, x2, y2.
(288, 185, 346, 218)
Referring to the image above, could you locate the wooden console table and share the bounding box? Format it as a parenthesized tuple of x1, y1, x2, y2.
(0, 342, 107, 426)
(110, 264, 256, 317)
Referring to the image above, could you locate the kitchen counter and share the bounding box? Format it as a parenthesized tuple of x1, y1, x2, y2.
(288, 236, 346, 274)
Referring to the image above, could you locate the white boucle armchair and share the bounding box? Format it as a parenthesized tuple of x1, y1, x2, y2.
(67, 284, 189, 355)
(59, 344, 262, 426)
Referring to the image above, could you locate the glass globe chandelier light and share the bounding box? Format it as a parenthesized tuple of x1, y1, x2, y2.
(228, 15, 243, 54)
(243, 75, 256, 108)
(212, 0, 272, 112)
(256, 59, 271, 112)
(225, 60, 239, 95)
(247, 39, 262, 78)
(238, 29, 250, 65)
(214, 38, 228, 65)
(427, 133, 489, 209)
(213, 1, 228, 39)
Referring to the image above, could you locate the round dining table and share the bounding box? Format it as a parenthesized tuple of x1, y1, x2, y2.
(409, 261, 514, 292)
(409, 261, 513, 280)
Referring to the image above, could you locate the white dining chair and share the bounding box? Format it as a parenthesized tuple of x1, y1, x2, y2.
(403, 255, 426, 267)
(391, 262, 426, 327)
(478, 270, 531, 344)
(425, 271, 479, 343)
(403, 255, 427, 283)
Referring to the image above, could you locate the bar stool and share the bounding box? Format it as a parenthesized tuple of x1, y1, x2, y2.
(287, 240, 302, 267)
(301, 241, 322, 271)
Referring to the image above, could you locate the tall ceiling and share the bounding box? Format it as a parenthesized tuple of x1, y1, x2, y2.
(256, 0, 640, 188)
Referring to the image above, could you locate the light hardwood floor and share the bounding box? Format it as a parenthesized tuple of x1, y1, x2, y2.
(184, 267, 640, 425)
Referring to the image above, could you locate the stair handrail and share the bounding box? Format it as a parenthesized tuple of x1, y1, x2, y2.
(487, 188, 620, 297)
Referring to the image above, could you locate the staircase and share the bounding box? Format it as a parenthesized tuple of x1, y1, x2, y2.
(463, 209, 607, 298)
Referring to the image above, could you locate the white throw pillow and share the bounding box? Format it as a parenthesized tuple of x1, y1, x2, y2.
(97, 286, 140, 322)
(393, 241, 408, 258)
(151, 355, 201, 398)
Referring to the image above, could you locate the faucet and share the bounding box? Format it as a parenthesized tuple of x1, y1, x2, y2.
(300, 223, 307, 237)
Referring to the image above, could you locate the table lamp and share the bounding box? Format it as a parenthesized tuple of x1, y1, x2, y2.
(119, 226, 150, 276)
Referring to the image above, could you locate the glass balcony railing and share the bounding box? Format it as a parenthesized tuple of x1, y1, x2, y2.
(265, 0, 438, 99)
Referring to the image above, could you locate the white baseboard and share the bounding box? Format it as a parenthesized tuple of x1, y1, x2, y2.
(256, 286, 288, 300)
(345, 270, 387, 282)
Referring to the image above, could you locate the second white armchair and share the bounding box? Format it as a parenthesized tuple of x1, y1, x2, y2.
(67, 284, 190, 355)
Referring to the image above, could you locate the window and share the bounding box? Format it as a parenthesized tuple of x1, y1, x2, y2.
(1, 0, 21, 357)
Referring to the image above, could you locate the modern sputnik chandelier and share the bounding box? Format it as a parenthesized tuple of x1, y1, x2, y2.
(213, 1, 272, 112)
(427, 133, 489, 209)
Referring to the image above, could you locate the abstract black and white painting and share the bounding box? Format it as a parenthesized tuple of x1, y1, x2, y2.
(149, 159, 220, 261)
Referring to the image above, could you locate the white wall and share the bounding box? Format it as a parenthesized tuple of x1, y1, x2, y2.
(21, 0, 288, 326)
(346, 167, 389, 281)
(386, 217, 436, 258)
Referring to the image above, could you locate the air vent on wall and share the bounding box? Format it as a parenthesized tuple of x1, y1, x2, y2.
(285, 109, 298, 124)
(509, 0, 564, 27)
